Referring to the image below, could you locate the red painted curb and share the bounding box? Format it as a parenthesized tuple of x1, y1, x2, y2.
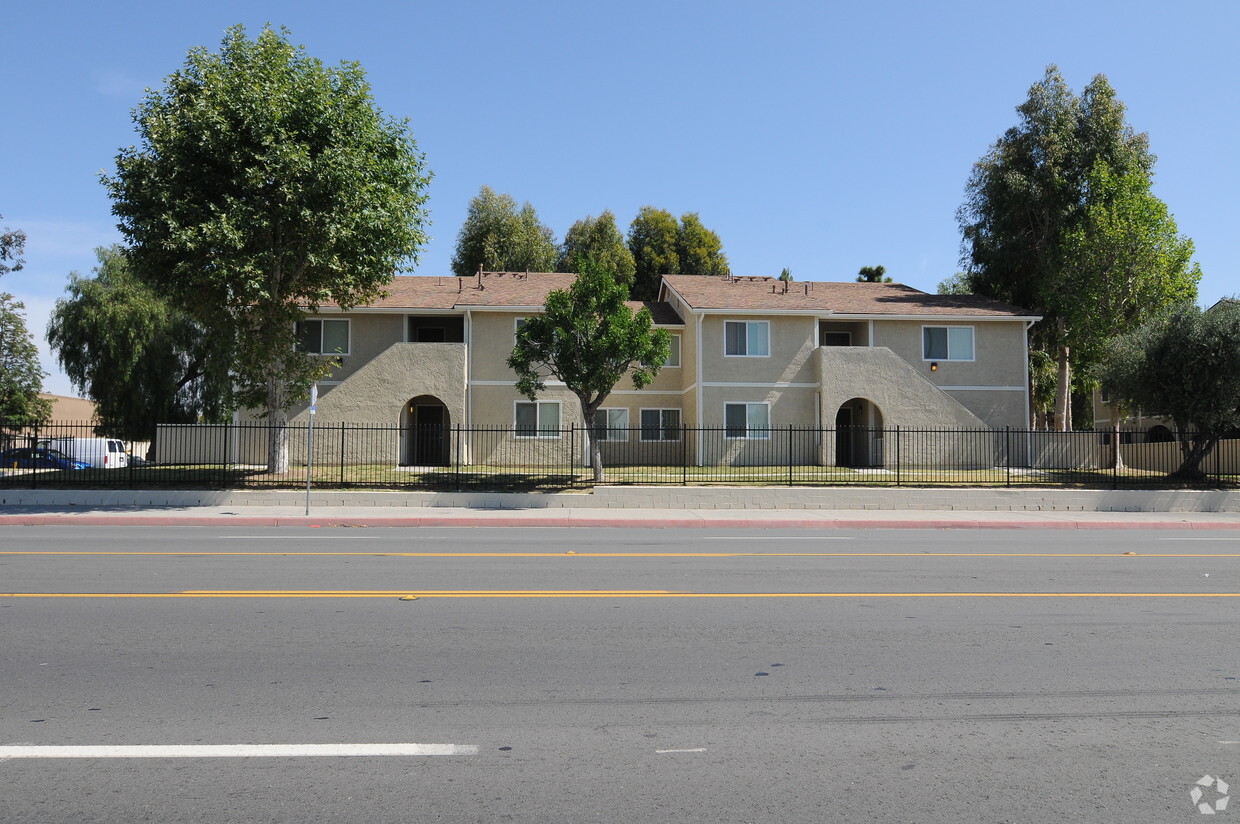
(2, 514, 1239, 530)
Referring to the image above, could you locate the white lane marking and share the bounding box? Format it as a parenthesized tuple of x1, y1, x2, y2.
(707, 536, 854, 541)
(1159, 537, 1240, 541)
(655, 748, 707, 754)
(0, 744, 478, 759)
(1220, 741, 1240, 744)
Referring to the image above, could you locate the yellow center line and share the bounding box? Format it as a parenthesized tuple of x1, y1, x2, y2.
(2, 551, 1239, 558)
(2, 591, 1239, 599)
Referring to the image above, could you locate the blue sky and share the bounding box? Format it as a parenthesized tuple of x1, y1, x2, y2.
(4, 0, 1237, 396)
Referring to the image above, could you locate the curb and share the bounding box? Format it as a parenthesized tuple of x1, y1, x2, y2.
(0, 515, 1236, 529)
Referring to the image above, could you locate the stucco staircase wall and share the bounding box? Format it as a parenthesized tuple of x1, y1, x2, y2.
(818, 347, 987, 429)
(290, 343, 467, 427)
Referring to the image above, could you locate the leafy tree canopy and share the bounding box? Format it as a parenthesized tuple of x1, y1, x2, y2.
(557, 210, 635, 283)
(1097, 302, 1240, 480)
(451, 186, 557, 276)
(778, 268, 793, 282)
(1, 214, 26, 277)
(48, 246, 232, 441)
(627, 207, 729, 300)
(102, 24, 430, 471)
(857, 265, 891, 283)
(0, 292, 52, 428)
(507, 255, 671, 482)
(957, 66, 1195, 430)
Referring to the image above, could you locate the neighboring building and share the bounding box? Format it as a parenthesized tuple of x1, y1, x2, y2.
(246, 272, 1038, 469)
(39, 394, 99, 422)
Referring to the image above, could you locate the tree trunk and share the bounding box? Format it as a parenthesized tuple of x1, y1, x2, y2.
(1169, 434, 1218, 482)
(1109, 405, 1125, 471)
(1054, 320, 1071, 432)
(265, 369, 290, 474)
(581, 403, 605, 484)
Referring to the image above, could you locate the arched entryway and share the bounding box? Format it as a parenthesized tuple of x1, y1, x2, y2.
(835, 398, 884, 467)
(400, 395, 450, 466)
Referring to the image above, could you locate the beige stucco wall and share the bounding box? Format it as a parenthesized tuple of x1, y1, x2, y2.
(698, 314, 819, 384)
(871, 319, 1024, 383)
(303, 312, 406, 384)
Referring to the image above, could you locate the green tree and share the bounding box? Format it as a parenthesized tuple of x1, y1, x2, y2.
(857, 265, 892, 283)
(627, 207, 729, 300)
(557, 210, 635, 283)
(507, 256, 671, 483)
(627, 206, 681, 301)
(0, 293, 52, 428)
(936, 272, 972, 296)
(778, 268, 793, 282)
(675, 213, 729, 279)
(451, 186, 557, 276)
(48, 246, 232, 442)
(102, 25, 430, 472)
(1, 215, 26, 276)
(957, 67, 1173, 430)
(1097, 302, 1240, 480)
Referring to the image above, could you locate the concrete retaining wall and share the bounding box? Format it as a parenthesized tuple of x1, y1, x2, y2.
(4, 486, 1239, 512)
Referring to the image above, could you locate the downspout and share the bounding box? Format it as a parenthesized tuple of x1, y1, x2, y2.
(695, 309, 704, 467)
(459, 310, 472, 466)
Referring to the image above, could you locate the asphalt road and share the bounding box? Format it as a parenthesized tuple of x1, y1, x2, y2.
(1, 526, 1238, 823)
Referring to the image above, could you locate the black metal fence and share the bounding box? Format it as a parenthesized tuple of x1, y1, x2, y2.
(1, 420, 1236, 490)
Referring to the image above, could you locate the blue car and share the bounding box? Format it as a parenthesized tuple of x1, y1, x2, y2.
(0, 447, 90, 470)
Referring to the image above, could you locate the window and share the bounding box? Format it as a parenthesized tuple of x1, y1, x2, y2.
(922, 326, 974, 361)
(514, 401, 561, 438)
(665, 334, 681, 367)
(640, 408, 681, 441)
(297, 319, 350, 355)
(596, 408, 629, 441)
(725, 402, 771, 439)
(724, 320, 769, 357)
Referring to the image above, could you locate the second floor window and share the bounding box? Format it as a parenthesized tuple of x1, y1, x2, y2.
(923, 326, 974, 361)
(297, 319, 350, 355)
(724, 321, 769, 357)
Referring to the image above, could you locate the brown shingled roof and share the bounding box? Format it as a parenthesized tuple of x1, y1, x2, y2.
(333, 272, 684, 324)
(661, 275, 1036, 317)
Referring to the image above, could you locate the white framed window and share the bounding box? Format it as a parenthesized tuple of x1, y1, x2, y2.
(514, 317, 527, 344)
(725, 402, 771, 439)
(514, 400, 561, 438)
(640, 408, 681, 441)
(595, 408, 629, 442)
(665, 334, 681, 367)
(297, 319, 350, 355)
(724, 320, 769, 357)
(922, 326, 975, 361)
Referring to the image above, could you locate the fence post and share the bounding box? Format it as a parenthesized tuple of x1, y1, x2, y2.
(1005, 426, 1011, 488)
(455, 423, 462, 492)
(894, 426, 900, 487)
(684, 421, 694, 485)
(787, 424, 793, 487)
(338, 422, 346, 487)
(32, 422, 39, 490)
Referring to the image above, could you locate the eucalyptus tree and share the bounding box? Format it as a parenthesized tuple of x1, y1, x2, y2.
(451, 186, 557, 276)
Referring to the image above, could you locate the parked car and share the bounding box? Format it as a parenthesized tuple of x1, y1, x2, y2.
(0, 447, 90, 470)
(40, 437, 128, 469)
